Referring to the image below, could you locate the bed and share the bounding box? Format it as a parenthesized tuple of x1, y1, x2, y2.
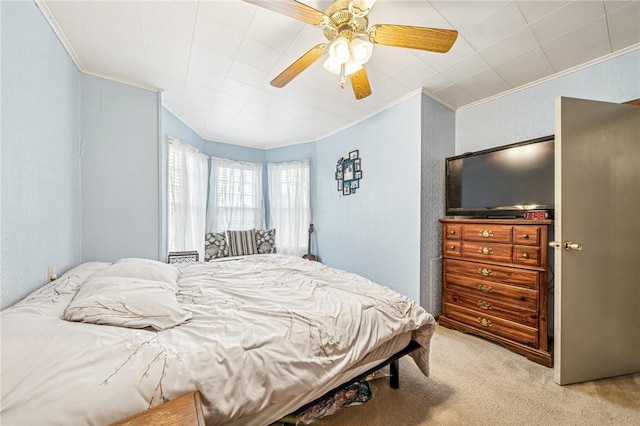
(0, 254, 436, 425)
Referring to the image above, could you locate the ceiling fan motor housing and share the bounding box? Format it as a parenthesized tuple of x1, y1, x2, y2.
(322, 0, 369, 42)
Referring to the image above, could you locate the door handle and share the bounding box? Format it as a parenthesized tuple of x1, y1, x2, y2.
(549, 241, 583, 251)
(564, 241, 583, 251)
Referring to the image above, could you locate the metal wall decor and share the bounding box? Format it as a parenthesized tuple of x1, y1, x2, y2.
(335, 150, 362, 195)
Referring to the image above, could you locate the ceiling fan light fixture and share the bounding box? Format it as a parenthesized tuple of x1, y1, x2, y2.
(329, 37, 351, 63)
(246, 0, 457, 100)
(344, 57, 364, 76)
(350, 38, 373, 64)
(323, 56, 342, 75)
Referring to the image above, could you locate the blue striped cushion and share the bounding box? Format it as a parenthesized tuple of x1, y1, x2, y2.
(226, 229, 258, 256)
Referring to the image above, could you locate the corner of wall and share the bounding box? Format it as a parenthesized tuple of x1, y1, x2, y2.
(420, 94, 456, 315)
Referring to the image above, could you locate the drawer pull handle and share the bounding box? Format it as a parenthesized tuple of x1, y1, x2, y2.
(523, 253, 529, 259)
(478, 247, 493, 255)
(449, 245, 456, 250)
(449, 230, 456, 235)
(477, 301, 492, 310)
(478, 284, 493, 293)
(478, 268, 492, 277)
(478, 317, 493, 327)
(478, 230, 493, 238)
(522, 234, 530, 239)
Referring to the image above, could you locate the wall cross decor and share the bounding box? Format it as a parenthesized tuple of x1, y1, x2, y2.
(335, 150, 362, 196)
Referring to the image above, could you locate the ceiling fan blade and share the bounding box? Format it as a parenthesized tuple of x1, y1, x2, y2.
(271, 44, 328, 88)
(350, 67, 372, 100)
(369, 24, 458, 53)
(243, 0, 327, 26)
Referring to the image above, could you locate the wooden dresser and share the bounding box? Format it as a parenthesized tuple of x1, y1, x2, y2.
(439, 218, 552, 367)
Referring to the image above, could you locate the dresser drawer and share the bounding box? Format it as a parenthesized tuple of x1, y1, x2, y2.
(444, 291, 539, 327)
(445, 273, 538, 310)
(513, 246, 541, 266)
(514, 226, 541, 246)
(444, 259, 538, 289)
(444, 224, 462, 240)
(443, 303, 538, 347)
(444, 240, 461, 257)
(462, 241, 512, 263)
(462, 224, 512, 243)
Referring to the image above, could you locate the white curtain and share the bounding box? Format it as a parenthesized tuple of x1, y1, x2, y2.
(268, 160, 311, 256)
(167, 136, 208, 260)
(207, 157, 265, 232)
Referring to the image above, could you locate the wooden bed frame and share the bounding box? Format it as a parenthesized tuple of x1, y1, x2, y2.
(276, 340, 421, 424)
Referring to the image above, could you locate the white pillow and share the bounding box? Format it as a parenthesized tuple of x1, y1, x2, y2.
(92, 258, 180, 290)
(64, 276, 191, 331)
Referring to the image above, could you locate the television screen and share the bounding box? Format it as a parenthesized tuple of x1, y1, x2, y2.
(446, 136, 554, 217)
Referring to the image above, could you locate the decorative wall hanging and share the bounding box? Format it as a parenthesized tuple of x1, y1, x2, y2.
(335, 150, 362, 196)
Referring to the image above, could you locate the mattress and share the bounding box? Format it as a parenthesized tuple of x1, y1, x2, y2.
(0, 254, 436, 425)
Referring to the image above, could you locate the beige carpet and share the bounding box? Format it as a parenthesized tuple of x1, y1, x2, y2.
(313, 325, 640, 425)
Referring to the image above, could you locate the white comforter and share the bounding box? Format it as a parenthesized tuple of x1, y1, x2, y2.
(1, 255, 435, 425)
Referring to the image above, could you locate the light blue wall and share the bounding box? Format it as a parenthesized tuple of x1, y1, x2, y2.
(162, 108, 266, 163)
(1, 1, 82, 309)
(315, 95, 423, 300)
(81, 75, 161, 262)
(200, 139, 266, 164)
(456, 49, 640, 153)
(162, 108, 208, 153)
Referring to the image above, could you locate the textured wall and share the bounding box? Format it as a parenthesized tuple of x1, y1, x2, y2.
(81, 75, 160, 262)
(1, 1, 82, 309)
(420, 94, 456, 315)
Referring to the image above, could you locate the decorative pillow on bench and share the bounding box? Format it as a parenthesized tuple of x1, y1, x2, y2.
(226, 229, 258, 256)
(205, 229, 277, 260)
(205, 232, 229, 261)
(256, 228, 277, 254)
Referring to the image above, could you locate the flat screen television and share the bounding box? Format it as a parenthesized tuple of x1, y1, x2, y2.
(445, 135, 554, 217)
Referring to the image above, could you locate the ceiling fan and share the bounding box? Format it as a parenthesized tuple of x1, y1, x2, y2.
(243, 0, 458, 100)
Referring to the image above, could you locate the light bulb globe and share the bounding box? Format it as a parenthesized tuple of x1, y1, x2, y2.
(350, 39, 373, 64)
(322, 57, 342, 75)
(329, 37, 351, 64)
(344, 57, 364, 76)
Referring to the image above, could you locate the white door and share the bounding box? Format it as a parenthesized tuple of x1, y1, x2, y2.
(553, 97, 640, 385)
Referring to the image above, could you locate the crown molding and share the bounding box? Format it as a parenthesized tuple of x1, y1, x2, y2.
(35, 1, 83, 71)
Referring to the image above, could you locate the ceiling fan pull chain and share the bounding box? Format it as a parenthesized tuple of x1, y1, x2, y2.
(340, 64, 346, 89)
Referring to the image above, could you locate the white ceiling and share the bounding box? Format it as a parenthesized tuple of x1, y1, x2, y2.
(38, 0, 640, 148)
